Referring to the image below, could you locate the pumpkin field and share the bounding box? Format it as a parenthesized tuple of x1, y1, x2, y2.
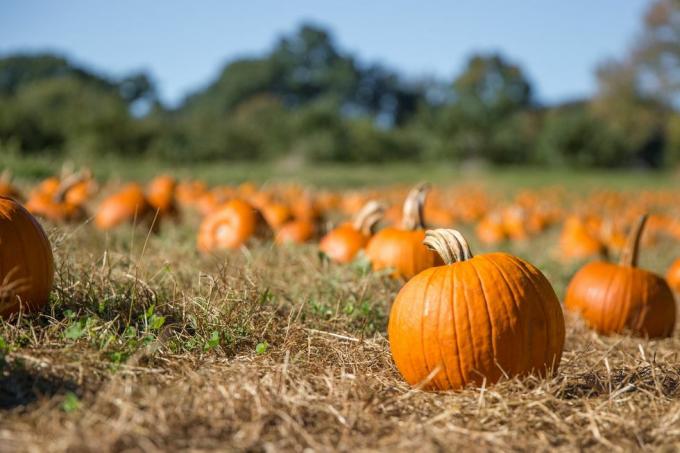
(1, 162, 679, 451)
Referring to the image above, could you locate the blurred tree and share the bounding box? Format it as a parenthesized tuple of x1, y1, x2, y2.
(536, 102, 630, 167)
(434, 53, 534, 163)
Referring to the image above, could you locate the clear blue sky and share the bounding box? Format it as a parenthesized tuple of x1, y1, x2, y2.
(1, 1, 650, 106)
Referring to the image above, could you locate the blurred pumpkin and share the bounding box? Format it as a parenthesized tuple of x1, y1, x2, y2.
(666, 258, 680, 293)
(95, 183, 153, 231)
(275, 219, 316, 245)
(197, 199, 267, 251)
(260, 201, 293, 230)
(25, 173, 88, 223)
(146, 175, 178, 219)
(565, 215, 676, 337)
(0, 196, 54, 319)
(319, 200, 385, 263)
(559, 216, 606, 261)
(388, 228, 565, 391)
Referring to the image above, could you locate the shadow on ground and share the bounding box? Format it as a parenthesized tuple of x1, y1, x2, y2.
(0, 358, 79, 410)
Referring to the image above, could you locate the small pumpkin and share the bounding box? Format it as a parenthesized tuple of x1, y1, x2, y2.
(388, 228, 565, 391)
(667, 259, 680, 293)
(146, 175, 178, 219)
(197, 199, 267, 251)
(365, 183, 442, 279)
(95, 183, 153, 231)
(319, 200, 385, 263)
(260, 201, 293, 230)
(25, 173, 88, 223)
(275, 219, 316, 245)
(558, 216, 606, 261)
(565, 215, 676, 337)
(0, 196, 54, 319)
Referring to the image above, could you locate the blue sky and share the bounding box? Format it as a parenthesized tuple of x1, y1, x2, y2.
(1, 1, 649, 106)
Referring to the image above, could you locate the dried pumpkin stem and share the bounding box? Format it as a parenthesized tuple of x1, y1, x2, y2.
(619, 214, 648, 268)
(0, 169, 11, 184)
(352, 200, 385, 235)
(423, 228, 474, 264)
(402, 182, 430, 231)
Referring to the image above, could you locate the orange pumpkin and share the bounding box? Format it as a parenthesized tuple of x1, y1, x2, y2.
(146, 175, 178, 218)
(565, 215, 676, 337)
(667, 259, 680, 293)
(319, 200, 384, 264)
(388, 229, 565, 391)
(558, 216, 606, 261)
(476, 213, 506, 245)
(260, 201, 293, 230)
(275, 219, 316, 245)
(95, 183, 153, 231)
(0, 196, 54, 319)
(197, 199, 267, 251)
(25, 173, 88, 223)
(63, 169, 96, 206)
(365, 183, 442, 279)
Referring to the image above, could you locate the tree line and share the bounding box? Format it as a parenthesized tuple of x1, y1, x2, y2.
(2, 0, 680, 168)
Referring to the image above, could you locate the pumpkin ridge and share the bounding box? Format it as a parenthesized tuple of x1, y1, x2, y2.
(504, 255, 553, 374)
(486, 254, 531, 375)
(433, 266, 454, 390)
(419, 266, 440, 388)
(484, 254, 524, 373)
(459, 260, 482, 384)
(601, 266, 623, 333)
(437, 264, 457, 389)
(626, 269, 647, 333)
(450, 262, 467, 388)
(469, 258, 498, 380)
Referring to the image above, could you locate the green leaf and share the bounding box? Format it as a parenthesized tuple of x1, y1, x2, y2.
(203, 331, 220, 351)
(64, 321, 85, 340)
(255, 341, 269, 355)
(61, 392, 80, 413)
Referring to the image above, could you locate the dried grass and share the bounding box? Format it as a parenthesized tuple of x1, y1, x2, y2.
(1, 217, 679, 452)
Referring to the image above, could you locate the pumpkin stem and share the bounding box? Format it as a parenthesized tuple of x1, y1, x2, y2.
(619, 214, 648, 268)
(423, 228, 474, 264)
(0, 169, 11, 184)
(352, 200, 385, 235)
(402, 182, 430, 231)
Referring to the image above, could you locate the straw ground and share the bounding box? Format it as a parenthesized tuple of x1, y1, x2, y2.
(1, 202, 679, 452)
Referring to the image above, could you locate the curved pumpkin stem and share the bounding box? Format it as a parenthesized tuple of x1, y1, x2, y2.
(352, 200, 385, 235)
(402, 182, 430, 231)
(619, 214, 648, 268)
(424, 228, 474, 264)
(0, 169, 11, 184)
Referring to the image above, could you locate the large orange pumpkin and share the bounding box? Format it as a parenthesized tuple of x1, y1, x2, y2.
(668, 259, 680, 293)
(0, 196, 54, 319)
(365, 183, 442, 279)
(565, 215, 676, 337)
(197, 199, 267, 251)
(388, 228, 565, 391)
(319, 200, 384, 263)
(95, 183, 153, 231)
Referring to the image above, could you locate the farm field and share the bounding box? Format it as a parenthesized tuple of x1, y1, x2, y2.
(1, 163, 680, 451)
